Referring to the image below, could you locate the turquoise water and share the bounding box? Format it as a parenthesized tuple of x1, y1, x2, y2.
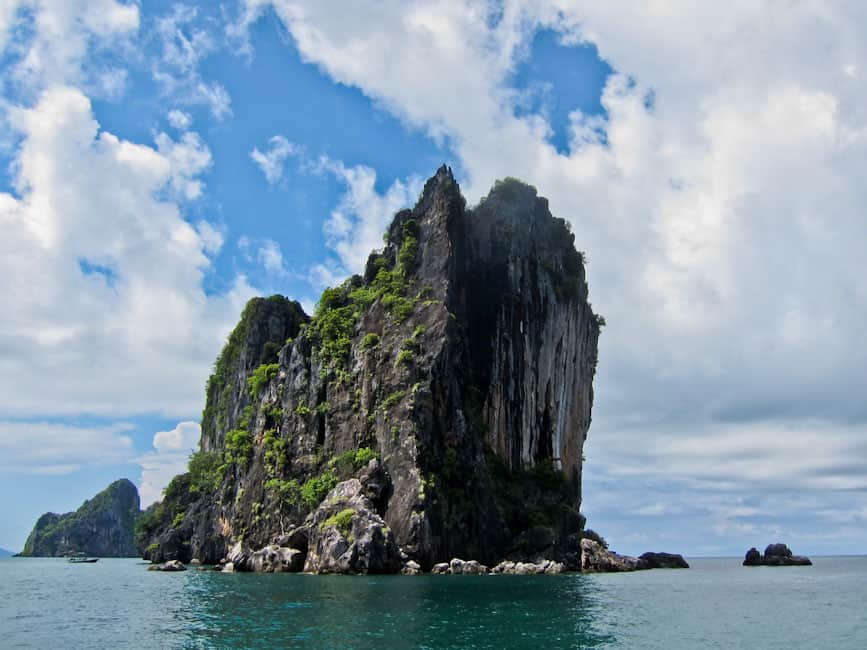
(2, 557, 866, 648)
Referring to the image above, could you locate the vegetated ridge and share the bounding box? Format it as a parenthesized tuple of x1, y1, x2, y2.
(21, 479, 141, 557)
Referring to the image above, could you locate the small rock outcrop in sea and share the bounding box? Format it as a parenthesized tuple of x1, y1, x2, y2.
(21, 479, 141, 557)
(743, 543, 812, 566)
(639, 552, 690, 569)
(137, 168, 605, 573)
(579, 539, 645, 573)
(147, 560, 187, 572)
(575, 539, 690, 572)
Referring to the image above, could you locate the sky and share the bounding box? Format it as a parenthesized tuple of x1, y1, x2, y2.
(1, 1, 867, 557)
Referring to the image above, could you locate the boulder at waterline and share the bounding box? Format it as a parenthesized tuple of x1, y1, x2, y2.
(147, 560, 186, 572)
(491, 560, 565, 575)
(580, 539, 645, 573)
(250, 545, 305, 573)
(639, 552, 690, 569)
(303, 472, 401, 574)
(401, 560, 422, 575)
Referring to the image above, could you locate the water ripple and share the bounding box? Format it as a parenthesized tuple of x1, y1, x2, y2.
(2, 557, 866, 648)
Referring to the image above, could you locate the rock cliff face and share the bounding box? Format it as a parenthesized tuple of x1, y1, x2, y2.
(200, 296, 309, 453)
(139, 167, 602, 571)
(22, 479, 141, 557)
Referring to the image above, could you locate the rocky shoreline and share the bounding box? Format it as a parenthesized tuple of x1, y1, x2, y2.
(147, 459, 688, 575)
(138, 168, 693, 577)
(149, 540, 689, 575)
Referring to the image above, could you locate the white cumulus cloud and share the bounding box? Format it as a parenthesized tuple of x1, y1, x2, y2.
(1, 0, 139, 95)
(0, 85, 253, 418)
(257, 238, 285, 274)
(250, 135, 298, 185)
(316, 156, 422, 275)
(136, 421, 201, 506)
(167, 109, 192, 130)
(150, 4, 232, 119)
(0, 420, 134, 475)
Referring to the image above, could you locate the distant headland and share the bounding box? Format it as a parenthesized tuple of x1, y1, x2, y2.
(19, 479, 141, 558)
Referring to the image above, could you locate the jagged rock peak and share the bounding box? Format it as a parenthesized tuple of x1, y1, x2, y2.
(200, 295, 308, 452)
(421, 164, 458, 200)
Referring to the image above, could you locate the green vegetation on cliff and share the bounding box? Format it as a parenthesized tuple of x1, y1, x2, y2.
(306, 219, 421, 370)
(321, 508, 355, 539)
(188, 451, 225, 494)
(329, 447, 378, 478)
(248, 362, 279, 398)
(301, 472, 339, 509)
(225, 429, 254, 468)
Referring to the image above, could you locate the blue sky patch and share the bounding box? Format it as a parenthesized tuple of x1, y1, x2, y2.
(78, 259, 118, 287)
(509, 30, 612, 154)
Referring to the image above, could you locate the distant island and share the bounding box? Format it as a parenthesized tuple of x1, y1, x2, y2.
(0, 547, 14, 558)
(20, 479, 141, 557)
(136, 167, 686, 575)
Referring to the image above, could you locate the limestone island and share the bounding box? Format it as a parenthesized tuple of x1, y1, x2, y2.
(19, 479, 141, 558)
(136, 167, 686, 575)
(743, 543, 812, 566)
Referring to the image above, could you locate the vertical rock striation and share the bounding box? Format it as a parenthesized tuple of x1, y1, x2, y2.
(453, 175, 597, 487)
(140, 167, 601, 571)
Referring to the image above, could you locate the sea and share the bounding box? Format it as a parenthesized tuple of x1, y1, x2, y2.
(1, 556, 865, 648)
